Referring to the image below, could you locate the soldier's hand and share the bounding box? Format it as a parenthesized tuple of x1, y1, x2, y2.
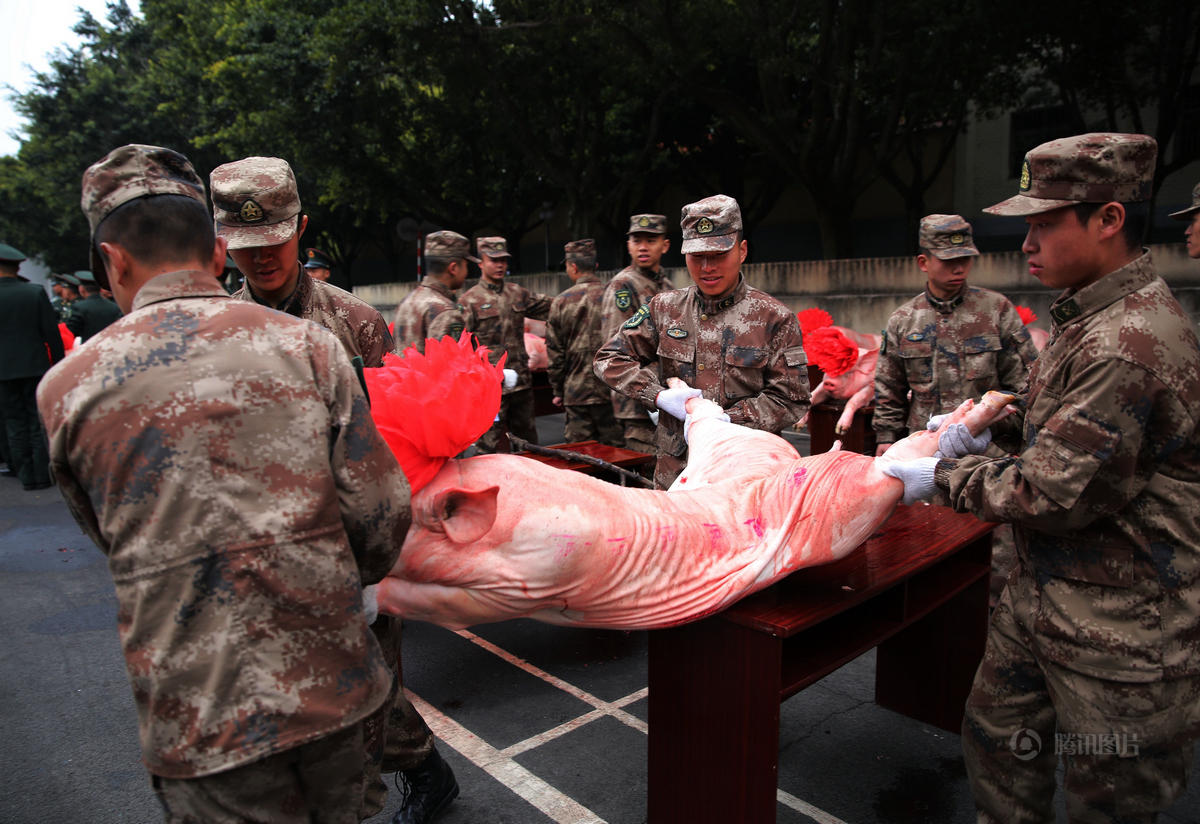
(656, 383, 702, 420)
(878, 456, 938, 505)
(362, 584, 379, 625)
(502, 368, 518, 389)
(925, 414, 949, 431)
(935, 423, 991, 459)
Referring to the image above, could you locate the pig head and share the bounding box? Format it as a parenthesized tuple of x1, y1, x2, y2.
(802, 327, 882, 434)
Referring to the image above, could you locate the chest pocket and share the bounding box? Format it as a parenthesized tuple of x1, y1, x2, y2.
(1028, 408, 1121, 512)
(657, 336, 696, 383)
(899, 340, 934, 388)
(724, 346, 768, 399)
(471, 304, 501, 338)
(963, 334, 1002, 381)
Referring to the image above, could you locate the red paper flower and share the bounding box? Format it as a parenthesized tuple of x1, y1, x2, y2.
(805, 326, 858, 377)
(364, 333, 506, 493)
(1016, 305, 1037, 325)
(797, 307, 833, 336)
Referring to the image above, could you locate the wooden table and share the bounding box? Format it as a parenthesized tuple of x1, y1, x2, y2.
(647, 504, 994, 823)
(807, 401, 877, 456)
(517, 439, 655, 479)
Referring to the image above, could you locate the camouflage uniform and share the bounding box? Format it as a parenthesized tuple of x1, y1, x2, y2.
(38, 144, 411, 822)
(391, 231, 474, 354)
(596, 197, 809, 489)
(933, 134, 1200, 822)
(212, 154, 428, 818)
(874, 215, 1037, 447)
(546, 239, 622, 446)
(459, 236, 552, 453)
(600, 214, 673, 453)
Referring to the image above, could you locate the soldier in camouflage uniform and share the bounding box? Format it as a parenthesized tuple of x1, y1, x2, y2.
(1169, 181, 1200, 260)
(873, 214, 1037, 456)
(36, 143, 411, 822)
(392, 231, 475, 354)
(594, 195, 810, 489)
(599, 214, 673, 453)
(65, 270, 122, 342)
(459, 236, 552, 453)
(210, 156, 395, 369)
(211, 157, 457, 824)
(546, 238, 622, 446)
(885, 134, 1200, 822)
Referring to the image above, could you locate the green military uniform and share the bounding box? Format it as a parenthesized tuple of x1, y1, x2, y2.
(930, 134, 1200, 822)
(0, 243, 65, 489)
(65, 271, 122, 341)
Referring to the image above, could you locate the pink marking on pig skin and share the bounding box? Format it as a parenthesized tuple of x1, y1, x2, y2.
(790, 468, 807, 488)
(376, 393, 1009, 630)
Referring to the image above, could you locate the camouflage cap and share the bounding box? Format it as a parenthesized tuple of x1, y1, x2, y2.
(627, 214, 668, 235)
(476, 236, 511, 259)
(984, 133, 1157, 216)
(210, 157, 302, 250)
(680, 195, 741, 254)
(425, 230, 480, 263)
(918, 214, 979, 259)
(0, 243, 26, 263)
(563, 238, 596, 264)
(1169, 182, 1200, 220)
(304, 247, 333, 269)
(80, 144, 206, 237)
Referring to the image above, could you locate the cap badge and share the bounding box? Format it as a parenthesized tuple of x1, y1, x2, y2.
(950, 233, 964, 245)
(239, 199, 265, 223)
(638, 216, 651, 228)
(1019, 160, 1031, 192)
(697, 217, 714, 235)
(307, 249, 315, 258)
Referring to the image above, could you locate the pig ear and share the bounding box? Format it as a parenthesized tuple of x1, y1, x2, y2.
(431, 485, 500, 544)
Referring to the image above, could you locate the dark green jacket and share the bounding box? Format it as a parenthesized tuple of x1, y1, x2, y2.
(66, 294, 123, 341)
(0, 277, 64, 380)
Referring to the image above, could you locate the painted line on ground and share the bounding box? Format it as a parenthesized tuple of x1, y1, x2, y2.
(409, 690, 607, 824)
(777, 788, 851, 824)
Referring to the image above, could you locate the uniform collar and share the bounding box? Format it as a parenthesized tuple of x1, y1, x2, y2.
(482, 279, 504, 294)
(131, 269, 230, 311)
(1048, 251, 1156, 329)
(924, 287, 965, 314)
(420, 279, 457, 300)
(696, 275, 747, 314)
(636, 265, 665, 282)
(247, 263, 310, 316)
(577, 273, 601, 285)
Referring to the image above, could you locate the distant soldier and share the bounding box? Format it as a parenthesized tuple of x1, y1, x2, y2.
(392, 231, 475, 354)
(0, 242, 64, 490)
(459, 236, 552, 452)
(595, 195, 810, 489)
(873, 214, 1037, 456)
(37, 143, 410, 821)
(600, 214, 673, 452)
(51, 272, 81, 323)
(210, 156, 394, 369)
(305, 246, 333, 281)
(210, 156, 457, 822)
(546, 239, 622, 446)
(883, 133, 1200, 822)
(65, 270, 122, 342)
(1170, 181, 1200, 260)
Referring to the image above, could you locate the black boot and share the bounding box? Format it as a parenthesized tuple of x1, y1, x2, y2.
(391, 746, 459, 824)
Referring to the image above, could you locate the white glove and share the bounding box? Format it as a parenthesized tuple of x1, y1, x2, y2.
(879, 456, 938, 505)
(648, 410, 660, 426)
(935, 422, 991, 459)
(656, 383, 702, 420)
(683, 410, 730, 444)
(925, 414, 949, 431)
(502, 368, 518, 389)
(362, 584, 379, 625)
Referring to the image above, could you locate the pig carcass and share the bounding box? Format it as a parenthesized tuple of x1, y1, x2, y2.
(373, 374, 1011, 630)
(799, 325, 882, 435)
(524, 332, 549, 371)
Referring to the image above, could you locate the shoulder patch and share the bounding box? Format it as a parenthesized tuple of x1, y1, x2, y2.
(614, 289, 633, 311)
(622, 304, 650, 329)
(879, 330, 887, 355)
